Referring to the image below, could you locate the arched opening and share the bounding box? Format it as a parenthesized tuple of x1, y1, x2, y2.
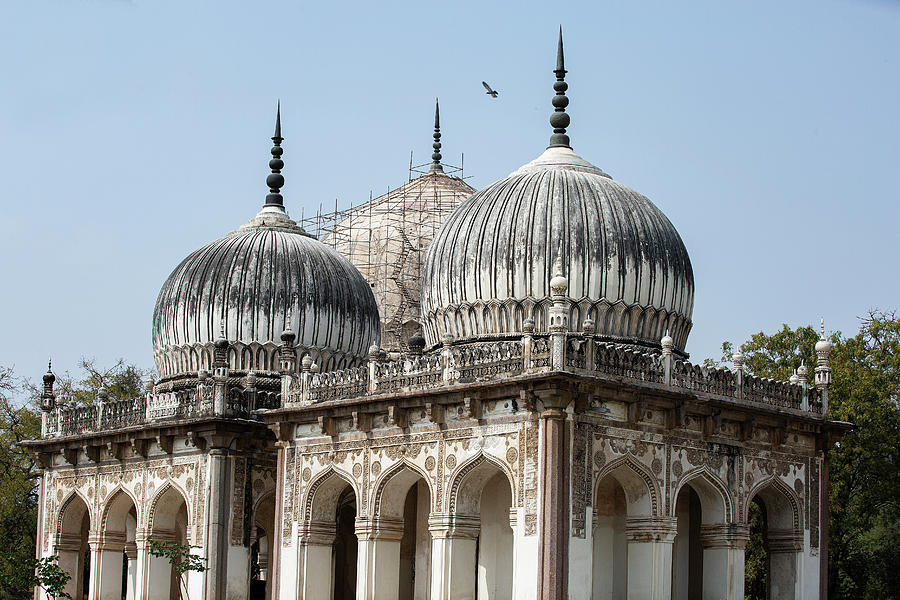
(592, 477, 628, 600)
(301, 471, 358, 600)
(368, 465, 432, 600)
(745, 482, 801, 600)
(672, 486, 703, 600)
(671, 473, 733, 600)
(250, 492, 276, 600)
(56, 493, 91, 600)
(99, 490, 138, 600)
(592, 463, 656, 600)
(744, 497, 768, 600)
(148, 486, 189, 600)
(445, 458, 515, 600)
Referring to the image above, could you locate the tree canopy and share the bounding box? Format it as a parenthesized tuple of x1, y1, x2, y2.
(0, 359, 146, 600)
(719, 311, 900, 600)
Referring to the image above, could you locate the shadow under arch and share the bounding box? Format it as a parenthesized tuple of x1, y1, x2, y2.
(146, 480, 191, 535)
(56, 489, 92, 538)
(595, 454, 661, 517)
(371, 459, 434, 519)
(56, 490, 92, 600)
(100, 485, 139, 530)
(745, 476, 803, 531)
(446, 451, 517, 514)
(302, 466, 359, 523)
(672, 466, 733, 523)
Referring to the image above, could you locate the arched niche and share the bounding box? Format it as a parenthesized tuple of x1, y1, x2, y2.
(56, 492, 91, 600)
(746, 478, 803, 600)
(98, 489, 138, 600)
(147, 484, 190, 600)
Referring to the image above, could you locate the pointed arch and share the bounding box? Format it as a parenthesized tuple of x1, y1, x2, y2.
(302, 466, 359, 522)
(56, 489, 92, 538)
(147, 481, 190, 534)
(371, 459, 433, 518)
(446, 451, 517, 514)
(746, 476, 803, 531)
(672, 466, 732, 523)
(100, 486, 139, 531)
(595, 454, 661, 517)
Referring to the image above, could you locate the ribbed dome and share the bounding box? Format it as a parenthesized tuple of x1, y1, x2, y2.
(152, 111, 380, 377)
(420, 145, 694, 352)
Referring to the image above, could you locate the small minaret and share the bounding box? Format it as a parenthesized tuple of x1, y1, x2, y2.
(814, 319, 833, 415)
(549, 255, 570, 370)
(548, 27, 571, 149)
(429, 98, 444, 173)
(40, 360, 55, 436)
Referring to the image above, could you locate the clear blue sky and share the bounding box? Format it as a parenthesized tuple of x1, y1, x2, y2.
(1, 0, 897, 382)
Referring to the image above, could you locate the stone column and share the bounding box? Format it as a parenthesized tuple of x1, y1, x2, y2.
(89, 531, 127, 600)
(355, 518, 405, 600)
(699, 524, 749, 600)
(124, 543, 138, 600)
(624, 517, 677, 600)
(55, 533, 84, 600)
(428, 514, 480, 600)
(537, 397, 569, 599)
(296, 520, 336, 600)
(769, 529, 802, 600)
(203, 435, 235, 600)
(132, 530, 150, 600)
(144, 529, 178, 600)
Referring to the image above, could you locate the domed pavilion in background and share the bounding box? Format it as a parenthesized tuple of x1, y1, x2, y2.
(25, 31, 848, 600)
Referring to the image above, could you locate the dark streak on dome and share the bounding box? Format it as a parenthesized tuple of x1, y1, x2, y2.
(421, 146, 694, 352)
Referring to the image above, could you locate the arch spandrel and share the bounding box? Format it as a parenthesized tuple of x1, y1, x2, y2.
(446, 452, 517, 514)
(595, 455, 661, 517)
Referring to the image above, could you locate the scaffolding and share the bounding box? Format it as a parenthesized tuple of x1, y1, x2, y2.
(301, 156, 475, 351)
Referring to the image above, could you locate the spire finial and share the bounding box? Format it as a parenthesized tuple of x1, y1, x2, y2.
(549, 27, 571, 149)
(265, 101, 285, 208)
(429, 98, 443, 173)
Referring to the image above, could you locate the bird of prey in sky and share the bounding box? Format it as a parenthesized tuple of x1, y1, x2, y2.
(482, 81, 499, 98)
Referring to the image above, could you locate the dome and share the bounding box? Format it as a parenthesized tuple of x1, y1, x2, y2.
(152, 111, 380, 377)
(420, 35, 694, 352)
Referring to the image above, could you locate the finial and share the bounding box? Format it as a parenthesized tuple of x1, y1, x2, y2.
(265, 102, 285, 208)
(550, 254, 568, 296)
(430, 98, 443, 173)
(820, 317, 825, 339)
(549, 27, 571, 149)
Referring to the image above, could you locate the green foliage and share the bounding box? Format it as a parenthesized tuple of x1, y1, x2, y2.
(53, 358, 148, 405)
(743, 499, 768, 600)
(146, 537, 207, 576)
(0, 359, 146, 600)
(0, 555, 72, 599)
(0, 367, 41, 600)
(720, 311, 900, 600)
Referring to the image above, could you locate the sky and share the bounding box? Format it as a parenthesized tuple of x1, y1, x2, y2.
(0, 0, 898, 383)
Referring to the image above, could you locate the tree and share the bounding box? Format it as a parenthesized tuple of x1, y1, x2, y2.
(717, 311, 900, 599)
(0, 359, 147, 600)
(147, 537, 206, 600)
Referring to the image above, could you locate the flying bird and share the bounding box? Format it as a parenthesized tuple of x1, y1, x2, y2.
(482, 81, 499, 98)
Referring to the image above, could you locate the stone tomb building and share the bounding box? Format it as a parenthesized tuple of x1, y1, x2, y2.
(26, 36, 847, 600)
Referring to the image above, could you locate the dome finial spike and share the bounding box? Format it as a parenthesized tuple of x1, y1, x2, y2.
(430, 97, 444, 173)
(549, 27, 571, 149)
(265, 102, 285, 208)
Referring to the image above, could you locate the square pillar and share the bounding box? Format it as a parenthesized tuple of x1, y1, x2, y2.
(55, 533, 85, 600)
(625, 517, 677, 600)
(90, 532, 127, 600)
(355, 518, 405, 600)
(296, 521, 336, 600)
(699, 524, 749, 600)
(769, 529, 802, 600)
(124, 543, 138, 600)
(428, 514, 480, 600)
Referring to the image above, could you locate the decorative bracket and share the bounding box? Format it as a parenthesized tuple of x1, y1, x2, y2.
(388, 405, 408, 429)
(425, 403, 445, 426)
(83, 444, 102, 463)
(742, 417, 757, 441)
(462, 397, 482, 421)
(352, 411, 372, 433)
(156, 435, 175, 454)
(61, 447, 79, 465)
(131, 438, 151, 458)
(317, 416, 336, 438)
(186, 431, 207, 451)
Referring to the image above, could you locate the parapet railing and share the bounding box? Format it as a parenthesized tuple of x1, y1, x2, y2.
(42, 329, 827, 439)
